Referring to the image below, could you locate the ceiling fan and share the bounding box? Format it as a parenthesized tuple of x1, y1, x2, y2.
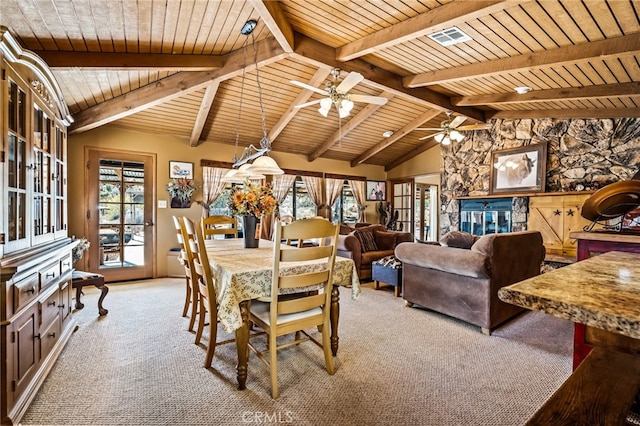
(417, 111, 492, 144)
(290, 68, 388, 118)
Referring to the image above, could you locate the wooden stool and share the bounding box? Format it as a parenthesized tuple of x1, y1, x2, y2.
(72, 271, 109, 316)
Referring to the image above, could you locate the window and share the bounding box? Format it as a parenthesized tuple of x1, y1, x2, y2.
(280, 177, 316, 219)
(332, 181, 358, 223)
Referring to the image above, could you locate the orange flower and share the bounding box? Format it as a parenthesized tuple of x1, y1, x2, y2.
(228, 181, 278, 217)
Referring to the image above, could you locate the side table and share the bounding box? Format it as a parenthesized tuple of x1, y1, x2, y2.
(372, 255, 403, 297)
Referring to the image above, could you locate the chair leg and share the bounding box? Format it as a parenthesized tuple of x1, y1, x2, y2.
(322, 319, 335, 375)
(270, 333, 279, 399)
(188, 282, 199, 332)
(204, 306, 218, 368)
(195, 298, 206, 345)
(182, 277, 191, 317)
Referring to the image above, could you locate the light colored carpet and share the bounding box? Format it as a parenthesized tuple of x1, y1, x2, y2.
(21, 278, 572, 426)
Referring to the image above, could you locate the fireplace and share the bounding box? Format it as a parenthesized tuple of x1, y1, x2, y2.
(460, 198, 513, 236)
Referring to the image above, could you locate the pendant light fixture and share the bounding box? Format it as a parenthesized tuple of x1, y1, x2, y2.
(222, 19, 283, 183)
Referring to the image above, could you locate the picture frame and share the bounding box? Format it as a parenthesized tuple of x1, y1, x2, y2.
(366, 180, 386, 201)
(489, 143, 547, 194)
(169, 161, 193, 179)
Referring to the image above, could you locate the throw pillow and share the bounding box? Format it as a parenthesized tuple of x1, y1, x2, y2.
(439, 230, 478, 249)
(354, 229, 379, 252)
(374, 230, 398, 251)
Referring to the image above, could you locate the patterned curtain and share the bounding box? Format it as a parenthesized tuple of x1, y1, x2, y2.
(301, 175, 324, 215)
(348, 179, 367, 222)
(201, 167, 228, 217)
(325, 178, 344, 221)
(260, 174, 296, 240)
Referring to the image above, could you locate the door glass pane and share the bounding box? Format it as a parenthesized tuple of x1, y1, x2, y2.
(98, 160, 145, 269)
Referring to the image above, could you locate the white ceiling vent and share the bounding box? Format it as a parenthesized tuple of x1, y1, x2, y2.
(428, 27, 472, 47)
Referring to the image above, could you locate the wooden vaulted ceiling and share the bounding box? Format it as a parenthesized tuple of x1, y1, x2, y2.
(1, 0, 639, 171)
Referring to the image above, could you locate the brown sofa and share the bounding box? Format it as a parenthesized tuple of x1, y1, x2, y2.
(395, 231, 545, 335)
(337, 224, 413, 280)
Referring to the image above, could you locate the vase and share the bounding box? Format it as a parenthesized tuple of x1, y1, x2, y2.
(242, 215, 259, 248)
(170, 197, 191, 208)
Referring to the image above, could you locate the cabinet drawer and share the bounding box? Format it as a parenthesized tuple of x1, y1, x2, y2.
(39, 261, 60, 291)
(40, 287, 60, 329)
(60, 254, 73, 274)
(13, 273, 39, 312)
(60, 280, 72, 323)
(39, 314, 61, 361)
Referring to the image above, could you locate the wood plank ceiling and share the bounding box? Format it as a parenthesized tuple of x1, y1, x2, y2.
(1, 0, 638, 171)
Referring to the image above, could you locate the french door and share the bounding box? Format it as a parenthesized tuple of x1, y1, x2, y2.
(85, 148, 155, 282)
(414, 183, 439, 242)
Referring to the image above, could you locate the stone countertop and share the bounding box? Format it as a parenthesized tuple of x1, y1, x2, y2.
(498, 251, 640, 339)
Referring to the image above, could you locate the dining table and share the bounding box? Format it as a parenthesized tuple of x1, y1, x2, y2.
(204, 238, 361, 390)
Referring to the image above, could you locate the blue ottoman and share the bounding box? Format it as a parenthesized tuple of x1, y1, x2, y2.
(372, 255, 403, 297)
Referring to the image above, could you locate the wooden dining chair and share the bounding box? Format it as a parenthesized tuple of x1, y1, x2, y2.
(179, 216, 200, 333)
(247, 218, 340, 398)
(172, 216, 193, 319)
(201, 215, 238, 239)
(189, 221, 235, 367)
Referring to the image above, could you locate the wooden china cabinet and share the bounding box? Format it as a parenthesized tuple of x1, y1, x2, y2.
(0, 28, 76, 425)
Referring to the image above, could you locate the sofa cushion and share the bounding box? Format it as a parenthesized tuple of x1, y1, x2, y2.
(470, 233, 497, 257)
(374, 230, 398, 251)
(439, 230, 478, 249)
(354, 229, 379, 252)
(339, 224, 353, 235)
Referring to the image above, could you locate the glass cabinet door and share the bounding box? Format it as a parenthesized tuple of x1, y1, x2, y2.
(5, 79, 29, 250)
(32, 104, 54, 244)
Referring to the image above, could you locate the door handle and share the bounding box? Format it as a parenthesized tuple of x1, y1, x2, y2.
(145, 221, 154, 226)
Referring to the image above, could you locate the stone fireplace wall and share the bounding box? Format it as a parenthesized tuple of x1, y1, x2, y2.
(440, 118, 640, 234)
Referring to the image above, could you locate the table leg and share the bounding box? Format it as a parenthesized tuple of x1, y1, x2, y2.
(330, 286, 340, 356)
(96, 283, 109, 316)
(74, 286, 85, 310)
(235, 300, 250, 390)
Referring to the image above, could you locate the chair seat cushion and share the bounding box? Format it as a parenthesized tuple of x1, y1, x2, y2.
(250, 300, 322, 326)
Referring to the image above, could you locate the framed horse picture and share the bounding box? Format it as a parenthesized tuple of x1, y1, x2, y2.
(489, 143, 547, 194)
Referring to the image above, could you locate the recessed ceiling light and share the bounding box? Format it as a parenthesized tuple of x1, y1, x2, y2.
(383, 131, 394, 138)
(514, 86, 532, 94)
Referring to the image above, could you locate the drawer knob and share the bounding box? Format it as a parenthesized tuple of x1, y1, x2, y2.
(46, 272, 55, 278)
(25, 287, 35, 295)
(48, 300, 56, 307)
(34, 333, 41, 340)
(49, 332, 56, 338)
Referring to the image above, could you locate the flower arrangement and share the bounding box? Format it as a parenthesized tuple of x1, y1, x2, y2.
(72, 237, 91, 265)
(229, 181, 277, 217)
(167, 178, 199, 202)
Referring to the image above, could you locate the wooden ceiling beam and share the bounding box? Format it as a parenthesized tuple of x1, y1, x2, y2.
(453, 82, 640, 105)
(308, 91, 394, 162)
(337, 0, 513, 61)
(351, 109, 441, 167)
(69, 37, 286, 134)
(190, 82, 219, 147)
(404, 33, 640, 88)
(487, 108, 640, 120)
(269, 67, 332, 143)
(292, 32, 487, 122)
(248, 0, 294, 53)
(32, 51, 224, 70)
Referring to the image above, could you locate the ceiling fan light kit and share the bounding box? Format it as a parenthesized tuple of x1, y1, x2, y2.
(291, 68, 387, 119)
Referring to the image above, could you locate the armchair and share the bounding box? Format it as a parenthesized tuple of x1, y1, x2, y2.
(395, 231, 545, 335)
(337, 224, 413, 280)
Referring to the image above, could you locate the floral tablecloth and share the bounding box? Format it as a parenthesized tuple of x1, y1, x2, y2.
(204, 239, 361, 333)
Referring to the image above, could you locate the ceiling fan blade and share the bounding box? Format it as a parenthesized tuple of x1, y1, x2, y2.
(419, 131, 443, 141)
(290, 80, 328, 96)
(336, 71, 364, 93)
(457, 123, 493, 131)
(449, 115, 468, 128)
(349, 94, 388, 105)
(294, 99, 322, 109)
(416, 127, 443, 131)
